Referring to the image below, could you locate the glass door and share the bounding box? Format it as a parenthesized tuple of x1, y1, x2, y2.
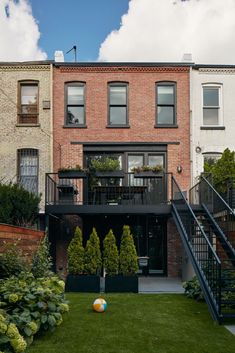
(147, 217, 166, 275)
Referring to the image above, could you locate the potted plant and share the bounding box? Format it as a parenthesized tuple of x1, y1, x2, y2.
(105, 225, 138, 293)
(90, 157, 124, 178)
(132, 164, 164, 178)
(103, 229, 119, 292)
(58, 165, 87, 179)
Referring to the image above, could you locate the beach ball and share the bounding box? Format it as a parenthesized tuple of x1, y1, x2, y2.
(93, 298, 107, 313)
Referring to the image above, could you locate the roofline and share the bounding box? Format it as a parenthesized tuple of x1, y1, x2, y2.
(194, 64, 235, 69)
(0, 60, 53, 66)
(54, 61, 194, 67)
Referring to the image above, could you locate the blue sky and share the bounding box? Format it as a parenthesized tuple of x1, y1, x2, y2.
(31, 0, 130, 61)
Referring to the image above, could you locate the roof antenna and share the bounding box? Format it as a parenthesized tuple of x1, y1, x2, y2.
(66, 45, 77, 62)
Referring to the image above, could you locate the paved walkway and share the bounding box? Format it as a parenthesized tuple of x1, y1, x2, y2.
(139, 277, 184, 293)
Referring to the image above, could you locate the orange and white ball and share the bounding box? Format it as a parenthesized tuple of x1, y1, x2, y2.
(93, 298, 107, 313)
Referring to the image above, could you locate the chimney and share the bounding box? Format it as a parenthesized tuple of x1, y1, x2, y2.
(182, 53, 192, 62)
(54, 51, 64, 62)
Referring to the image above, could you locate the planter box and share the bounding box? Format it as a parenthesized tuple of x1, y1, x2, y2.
(65, 275, 100, 292)
(95, 171, 125, 178)
(105, 275, 138, 293)
(134, 171, 163, 178)
(58, 171, 87, 179)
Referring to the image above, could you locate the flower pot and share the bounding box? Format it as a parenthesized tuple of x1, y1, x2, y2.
(105, 275, 138, 293)
(65, 274, 100, 292)
(58, 171, 87, 179)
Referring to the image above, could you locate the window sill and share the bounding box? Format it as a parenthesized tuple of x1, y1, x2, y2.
(15, 123, 40, 127)
(63, 124, 87, 128)
(106, 125, 130, 128)
(200, 126, 225, 130)
(154, 124, 178, 128)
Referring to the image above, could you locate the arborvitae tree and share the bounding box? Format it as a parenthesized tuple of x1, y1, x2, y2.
(31, 233, 53, 278)
(119, 225, 138, 276)
(103, 229, 119, 276)
(210, 148, 235, 193)
(67, 226, 84, 275)
(84, 227, 102, 275)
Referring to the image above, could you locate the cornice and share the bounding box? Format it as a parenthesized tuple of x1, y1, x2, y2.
(199, 68, 235, 74)
(59, 66, 189, 73)
(0, 65, 50, 71)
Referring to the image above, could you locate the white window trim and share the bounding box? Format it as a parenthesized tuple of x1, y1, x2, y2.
(202, 83, 223, 126)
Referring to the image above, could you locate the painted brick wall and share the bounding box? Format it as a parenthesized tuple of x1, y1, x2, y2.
(53, 65, 190, 191)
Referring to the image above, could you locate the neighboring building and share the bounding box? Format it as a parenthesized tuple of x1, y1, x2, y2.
(0, 61, 53, 221)
(191, 65, 235, 183)
(46, 62, 191, 277)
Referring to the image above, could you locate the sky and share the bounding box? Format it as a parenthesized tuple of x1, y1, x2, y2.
(1, 0, 235, 63)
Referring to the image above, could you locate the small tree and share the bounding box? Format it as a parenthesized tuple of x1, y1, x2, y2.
(31, 233, 53, 278)
(119, 225, 138, 276)
(103, 229, 119, 276)
(67, 226, 84, 275)
(84, 227, 102, 275)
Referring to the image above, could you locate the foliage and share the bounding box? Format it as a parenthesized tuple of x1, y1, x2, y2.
(182, 276, 204, 301)
(0, 243, 30, 279)
(91, 157, 120, 172)
(131, 165, 163, 173)
(103, 229, 119, 276)
(119, 225, 138, 276)
(58, 165, 86, 173)
(84, 228, 102, 275)
(67, 227, 84, 275)
(0, 182, 40, 227)
(0, 273, 68, 353)
(31, 234, 53, 278)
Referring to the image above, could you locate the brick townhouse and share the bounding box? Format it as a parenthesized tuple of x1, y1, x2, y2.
(45, 62, 191, 278)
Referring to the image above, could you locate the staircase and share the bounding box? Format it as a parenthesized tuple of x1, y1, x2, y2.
(171, 175, 235, 323)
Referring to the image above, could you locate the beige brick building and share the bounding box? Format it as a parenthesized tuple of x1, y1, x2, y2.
(0, 62, 53, 213)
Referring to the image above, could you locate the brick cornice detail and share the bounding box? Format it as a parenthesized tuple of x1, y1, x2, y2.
(59, 66, 189, 73)
(0, 65, 50, 71)
(199, 68, 235, 74)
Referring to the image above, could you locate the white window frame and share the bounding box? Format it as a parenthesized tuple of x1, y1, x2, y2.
(202, 83, 223, 126)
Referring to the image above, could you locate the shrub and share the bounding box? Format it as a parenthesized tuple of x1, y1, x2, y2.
(91, 157, 120, 171)
(84, 228, 102, 275)
(182, 276, 204, 301)
(119, 225, 138, 276)
(103, 229, 119, 276)
(0, 311, 27, 353)
(31, 234, 53, 278)
(67, 227, 84, 275)
(0, 243, 30, 279)
(0, 182, 40, 227)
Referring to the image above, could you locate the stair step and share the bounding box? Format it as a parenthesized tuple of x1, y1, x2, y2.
(221, 288, 235, 292)
(221, 300, 235, 305)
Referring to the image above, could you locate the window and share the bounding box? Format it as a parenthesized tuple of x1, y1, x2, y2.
(18, 81, 39, 124)
(156, 82, 176, 125)
(65, 83, 85, 125)
(203, 85, 221, 125)
(17, 149, 38, 194)
(203, 153, 222, 171)
(108, 83, 128, 126)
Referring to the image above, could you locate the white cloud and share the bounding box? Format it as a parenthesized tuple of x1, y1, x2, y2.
(0, 0, 46, 61)
(99, 0, 235, 64)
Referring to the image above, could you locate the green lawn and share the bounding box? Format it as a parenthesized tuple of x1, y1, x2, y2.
(28, 293, 235, 353)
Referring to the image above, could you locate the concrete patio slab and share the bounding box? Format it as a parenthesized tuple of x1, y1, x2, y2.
(139, 277, 184, 294)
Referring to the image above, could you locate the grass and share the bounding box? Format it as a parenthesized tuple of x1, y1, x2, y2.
(28, 293, 235, 353)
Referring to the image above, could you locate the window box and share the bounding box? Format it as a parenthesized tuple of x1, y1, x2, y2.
(134, 171, 164, 178)
(94, 170, 125, 178)
(105, 275, 138, 293)
(65, 274, 100, 292)
(58, 170, 87, 179)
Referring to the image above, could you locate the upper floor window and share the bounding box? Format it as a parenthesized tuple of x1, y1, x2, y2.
(18, 81, 38, 124)
(203, 152, 222, 172)
(17, 149, 38, 194)
(156, 82, 176, 125)
(108, 83, 128, 126)
(65, 82, 85, 126)
(203, 85, 221, 125)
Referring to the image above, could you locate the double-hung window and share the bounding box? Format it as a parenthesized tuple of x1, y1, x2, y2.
(65, 82, 85, 126)
(156, 82, 176, 126)
(108, 83, 128, 126)
(18, 81, 39, 124)
(17, 149, 38, 194)
(203, 85, 221, 125)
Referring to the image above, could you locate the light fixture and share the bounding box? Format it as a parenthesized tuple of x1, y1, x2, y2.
(195, 146, 202, 153)
(177, 165, 183, 173)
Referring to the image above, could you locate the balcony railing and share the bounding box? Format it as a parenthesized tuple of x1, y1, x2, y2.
(45, 172, 171, 206)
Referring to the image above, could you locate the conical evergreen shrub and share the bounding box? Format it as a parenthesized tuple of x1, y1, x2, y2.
(31, 233, 53, 278)
(67, 226, 84, 275)
(119, 225, 138, 276)
(84, 227, 102, 275)
(103, 229, 119, 276)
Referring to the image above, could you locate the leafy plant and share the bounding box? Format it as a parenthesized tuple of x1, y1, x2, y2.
(182, 276, 204, 301)
(84, 228, 102, 275)
(103, 229, 119, 276)
(0, 242, 30, 279)
(131, 165, 163, 173)
(31, 234, 53, 278)
(119, 225, 138, 276)
(67, 227, 84, 275)
(58, 165, 86, 173)
(91, 157, 121, 172)
(0, 182, 40, 227)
